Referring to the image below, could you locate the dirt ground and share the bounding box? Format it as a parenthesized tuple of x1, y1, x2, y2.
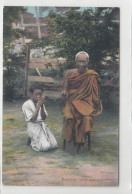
(2, 100, 119, 186)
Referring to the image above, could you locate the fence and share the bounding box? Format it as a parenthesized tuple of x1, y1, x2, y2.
(25, 57, 65, 98)
(23, 50, 119, 103)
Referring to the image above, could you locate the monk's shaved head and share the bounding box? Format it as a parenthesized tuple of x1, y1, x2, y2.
(75, 51, 89, 62)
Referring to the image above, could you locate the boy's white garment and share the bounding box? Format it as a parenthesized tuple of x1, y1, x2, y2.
(22, 99, 57, 151)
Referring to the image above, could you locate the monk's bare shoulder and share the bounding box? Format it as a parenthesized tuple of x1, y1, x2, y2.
(64, 68, 78, 78)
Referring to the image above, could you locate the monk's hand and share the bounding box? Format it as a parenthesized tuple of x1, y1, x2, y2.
(62, 89, 67, 98)
(61, 90, 67, 106)
(37, 96, 45, 107)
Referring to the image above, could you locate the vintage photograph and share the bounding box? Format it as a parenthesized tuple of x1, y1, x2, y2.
(3, 6, 119, 186)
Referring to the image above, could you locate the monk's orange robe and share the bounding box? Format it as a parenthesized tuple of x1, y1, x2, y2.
(62, 68, 102, 143)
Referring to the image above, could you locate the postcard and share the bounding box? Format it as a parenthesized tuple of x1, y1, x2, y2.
(1, 0, 131, 194)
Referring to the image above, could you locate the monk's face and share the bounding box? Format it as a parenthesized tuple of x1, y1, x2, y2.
(31, 89, 43, 103)
(76, 53, 88, 74)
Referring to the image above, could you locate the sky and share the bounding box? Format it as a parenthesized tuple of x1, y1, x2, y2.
(25, 6, 91, 17)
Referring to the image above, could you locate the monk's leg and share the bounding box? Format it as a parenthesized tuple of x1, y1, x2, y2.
(82, 116, 93, 151)
(79, 143, 85, 154)
(73, 116, 85, 154)
(62, 118, 74, 151)
(77, 143, 80, 154)
(73, 141, 79, 155)
(64, 118, 74, 142)
(63, 139, 66, 150)
(88, 131, 91, 151)
(73, 142, 85, 155)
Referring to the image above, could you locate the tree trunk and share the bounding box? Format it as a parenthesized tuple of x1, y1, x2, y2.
(24, 45, 30, 97)
(35, 7, 42, 39)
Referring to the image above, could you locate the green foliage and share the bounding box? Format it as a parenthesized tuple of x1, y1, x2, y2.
(3, 66, 25, 100)
(3, 47, 26, 100)
(46, 8, 119, 69)
(3, 7, 30, 100)
(3, 7, 27, 46)
(28, 37, 51, 50)
(3, 7, 119, 101)
(100, 70, 119, 80)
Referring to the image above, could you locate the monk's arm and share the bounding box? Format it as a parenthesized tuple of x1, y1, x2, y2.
(62, 69, 77, 97)
(62, 71, 69, 97)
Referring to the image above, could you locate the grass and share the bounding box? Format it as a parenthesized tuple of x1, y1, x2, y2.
(3, 117, 26, 131)
(2, 100, 119, 185)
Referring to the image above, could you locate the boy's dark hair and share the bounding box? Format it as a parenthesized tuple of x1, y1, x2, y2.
(29, 84, 44, 93)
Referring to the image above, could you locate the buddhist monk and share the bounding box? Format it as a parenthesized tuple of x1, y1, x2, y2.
(61, 51, 102, 155)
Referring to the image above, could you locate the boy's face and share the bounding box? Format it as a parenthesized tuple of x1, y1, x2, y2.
(31, 89, 43, 103)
